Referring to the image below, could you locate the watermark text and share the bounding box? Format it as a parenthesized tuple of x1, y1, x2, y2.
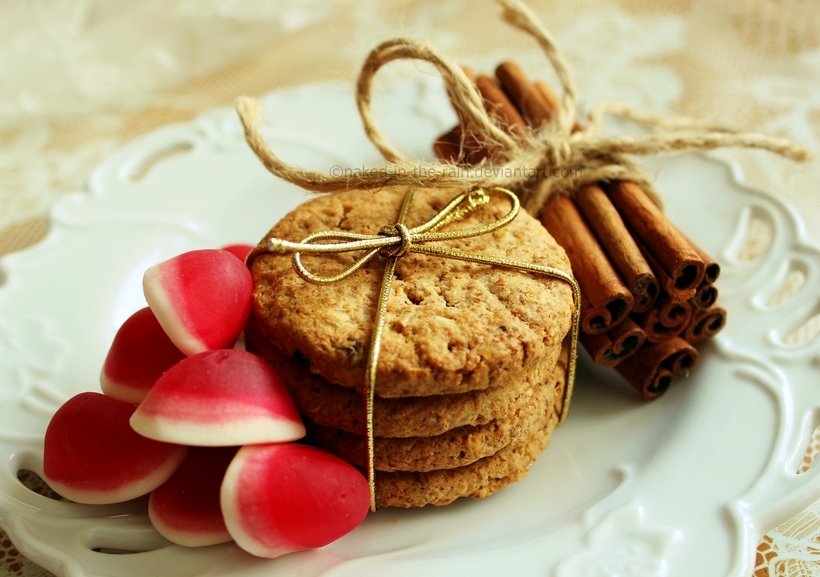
(328, 165, 583, 179)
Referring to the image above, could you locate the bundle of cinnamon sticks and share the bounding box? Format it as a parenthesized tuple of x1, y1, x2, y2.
(433, 61, 726, 400)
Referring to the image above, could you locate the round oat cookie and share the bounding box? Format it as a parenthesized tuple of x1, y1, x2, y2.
(248, 186, 573, 398)
(246, 316, 560, 438)
(304, 357, 557, 472)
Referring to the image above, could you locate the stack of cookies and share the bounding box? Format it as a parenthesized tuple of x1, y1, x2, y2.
(245, 187, 575, 508)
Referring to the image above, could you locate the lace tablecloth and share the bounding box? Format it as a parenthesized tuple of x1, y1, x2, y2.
(1, 1, 819, 576)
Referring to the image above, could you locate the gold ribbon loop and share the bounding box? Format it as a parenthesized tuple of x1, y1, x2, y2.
(249, 186, 581, 512)
(261, 187, 523, 285)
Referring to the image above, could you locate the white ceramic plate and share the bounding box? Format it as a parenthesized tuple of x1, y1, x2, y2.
(1, 79, 820, 577)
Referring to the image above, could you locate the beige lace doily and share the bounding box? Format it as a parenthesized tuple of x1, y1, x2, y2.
(1, 1, 819, 575)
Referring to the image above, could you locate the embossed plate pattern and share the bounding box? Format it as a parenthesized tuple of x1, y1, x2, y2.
(0, 80, 819, 577)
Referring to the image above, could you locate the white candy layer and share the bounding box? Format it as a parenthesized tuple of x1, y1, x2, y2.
(45, 447, 188, 505)
(148, 496, 233, 548)
(143, 265, 206, 357)
(220, 446, 299, 559)
(130, 412, 305, 447)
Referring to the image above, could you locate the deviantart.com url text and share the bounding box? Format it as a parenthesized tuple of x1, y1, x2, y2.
(328, 165, 583, 179)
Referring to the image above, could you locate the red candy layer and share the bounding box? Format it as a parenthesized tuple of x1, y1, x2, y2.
(149, 446, 237, 547)
(221, 444, 370, 557)
(101, 307, 186, 405)
(43, 392, 187, 504)
(143, 249, 252, 356)
(220, 244, 254, 262)
(130, 349, 305, 446)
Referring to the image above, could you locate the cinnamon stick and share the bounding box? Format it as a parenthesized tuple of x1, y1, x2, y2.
(495, 63, 585, 134)
(580, 317, 645, 367)
(434, 67, 491, 164)
(656, 293, 694, 328)
(683, 305, 727, 344)
(468, 74, 636, 335)
(475, 74, 528, 136)
(433, 126, 462, 163)
(607, 181, 705, 300)
(665, 342, 699, 375)
(435, 68, 522, 164)
(692, 281, 718, 309)
(532, 81, 561, 113)
(532, 81, 584, 132)
(431, 59, 725, 405)
(433, 124, 492, 165)
(495, 71, 661, 315)
(505, 73, 711, 307)
(630, 233, 684, 301)
(541, 195, 633, 334)
(632, 293, 693, 344)
(692, 241, 720, 283)
(615, 337, 699, 400)
(495, 61, 552, 127)
(575, 183, 659, 313)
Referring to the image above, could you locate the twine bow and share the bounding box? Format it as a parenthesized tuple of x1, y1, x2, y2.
(235, 0, 808, 216)
(248, 187, 581, 511)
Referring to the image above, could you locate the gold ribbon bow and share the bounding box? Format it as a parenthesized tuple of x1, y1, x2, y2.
(249, 186, 580, 511)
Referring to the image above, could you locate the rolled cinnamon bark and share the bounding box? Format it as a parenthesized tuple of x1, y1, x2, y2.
(575, 183, 659, 313)
(532, 81, 584, 133)
(433, 126, 462, 163)
(541, 195, 634, 334)
(665, 342, 699, 375)
(495, 72, 661, 318)
(532, 81, 561, 113)
(495, 61, 552, 127)
(683, 305, 727, 344)
(615, 337, 699, 400)
(606, 181, 705, 300)
(434, 66, 492, 165)
(692, 282, 718, 309)
(433, 125, 492, 165)
(631, 293, 693, 344)
(436, 68, 525, 164)
(692, 242, 720, 284)
(630, 234, 686, 302)
(475, 74, 528, 136)
(580, 317, 646, 367)
(495, 65, 584, 134)
(656, 293, 693, 328)
(510, 76, 711, 305)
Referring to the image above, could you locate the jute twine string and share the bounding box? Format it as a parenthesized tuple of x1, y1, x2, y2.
(247, 187, 581, 511)
(236, 0, 808, 216)
(241, 0, 808, 512)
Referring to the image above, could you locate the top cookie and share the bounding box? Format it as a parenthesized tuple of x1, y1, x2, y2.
(249, 186, 573, 398)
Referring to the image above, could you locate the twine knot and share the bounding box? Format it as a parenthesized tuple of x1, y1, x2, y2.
(541, 136, 574, 173)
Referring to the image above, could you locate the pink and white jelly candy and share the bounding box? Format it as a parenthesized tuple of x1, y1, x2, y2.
(149, 446, 237, 547)
(43, 392, 187, 504)
(130, 349, 304, 446)
(220, 244, 254, 262)
(100, 307, 186, 405)
(143, 249, 253, 356)
(220, 444, 370, 558)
